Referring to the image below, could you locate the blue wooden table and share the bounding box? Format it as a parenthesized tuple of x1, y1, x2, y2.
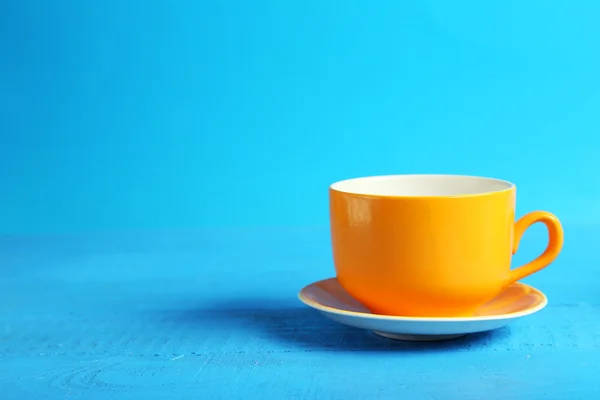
(1, 225, 598, 399)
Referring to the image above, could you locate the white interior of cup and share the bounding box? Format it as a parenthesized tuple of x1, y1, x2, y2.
(330, 174, 514, 197)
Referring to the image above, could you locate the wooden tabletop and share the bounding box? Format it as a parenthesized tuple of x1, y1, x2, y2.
(1, 225, 598, 399)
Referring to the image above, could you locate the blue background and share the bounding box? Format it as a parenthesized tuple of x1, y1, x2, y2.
(2, 3, 600, 399)
(1, 0, 599, 235)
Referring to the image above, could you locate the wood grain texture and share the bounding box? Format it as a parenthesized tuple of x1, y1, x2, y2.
(1, 225, 599, 399)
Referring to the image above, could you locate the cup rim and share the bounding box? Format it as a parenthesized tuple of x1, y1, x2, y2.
(329, 174, 515, 199)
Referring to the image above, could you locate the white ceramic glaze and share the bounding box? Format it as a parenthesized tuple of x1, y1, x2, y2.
(298, 278, 547, 341)
(330, 174, 514, 197)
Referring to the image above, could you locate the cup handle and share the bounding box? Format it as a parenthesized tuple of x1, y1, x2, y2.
(508, 211, 564, 284)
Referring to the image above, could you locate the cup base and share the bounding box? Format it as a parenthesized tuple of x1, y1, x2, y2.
(373, 331, 467, 342)
(367, 304, 478, 318)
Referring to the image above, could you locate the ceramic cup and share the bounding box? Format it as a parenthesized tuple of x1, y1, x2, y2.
(329, 174, 564, 317)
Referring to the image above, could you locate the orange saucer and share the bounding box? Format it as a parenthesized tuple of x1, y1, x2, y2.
(299, 278, 547, 341)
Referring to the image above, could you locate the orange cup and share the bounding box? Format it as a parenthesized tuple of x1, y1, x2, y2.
(329, 174, 564, 317)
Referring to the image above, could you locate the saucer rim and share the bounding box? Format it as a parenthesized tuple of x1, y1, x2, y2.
(298, 277, 548, 322)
